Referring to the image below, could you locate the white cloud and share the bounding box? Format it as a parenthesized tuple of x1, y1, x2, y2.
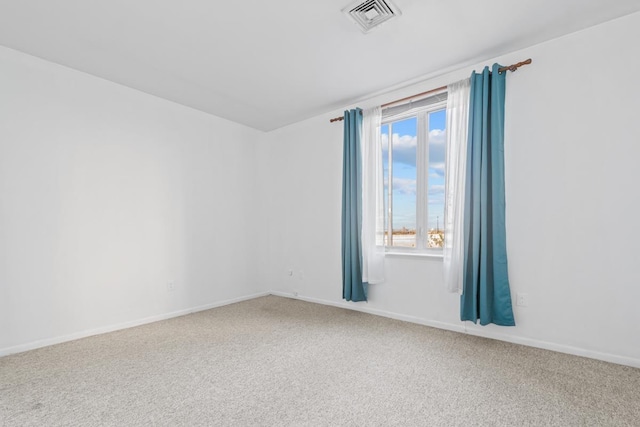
(429, 129, 445, 145)
(429, 184, 445, 195)
(393, 134, 417, 167)
(394, 134, 417, 149)
(381, 133, 417, 167)
(393, 178, 416, 195)
(428, 129, 446, 165)
(429, 162, 445, 178)
(380, 129, 446, 169)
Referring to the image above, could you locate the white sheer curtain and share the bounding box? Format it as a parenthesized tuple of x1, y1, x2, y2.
(443, 79, 471, 293)
(361, 107, 385, 284)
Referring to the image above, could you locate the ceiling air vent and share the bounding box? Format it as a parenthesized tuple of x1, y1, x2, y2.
(342, 0, 402, 33)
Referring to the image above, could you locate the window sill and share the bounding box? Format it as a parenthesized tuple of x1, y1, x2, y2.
(385, 251, 443, 259)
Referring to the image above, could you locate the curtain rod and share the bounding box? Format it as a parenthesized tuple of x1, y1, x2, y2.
(329, 58, 532, 123)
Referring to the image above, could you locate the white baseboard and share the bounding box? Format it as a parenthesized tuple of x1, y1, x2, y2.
(4, 289, 639, 369)
(0, 291, 270, 358)
(269, 290, 466, 334)
(269, 291, 640, 369)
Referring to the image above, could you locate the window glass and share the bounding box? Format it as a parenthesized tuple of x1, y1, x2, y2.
(380, 98, 447, 252)
(381, 123, 390, 246)
(427, 109, 446, 248)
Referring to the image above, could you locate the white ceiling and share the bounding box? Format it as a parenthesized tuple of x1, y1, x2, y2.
(1, 1, 639, 131)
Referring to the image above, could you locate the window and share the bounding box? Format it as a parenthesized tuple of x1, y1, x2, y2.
(380, 95, 447, 252)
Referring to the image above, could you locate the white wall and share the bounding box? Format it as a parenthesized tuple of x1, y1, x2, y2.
(0, 46, 264, 354)
(2, 12, 639, 367)
(258, 12, 640, 367)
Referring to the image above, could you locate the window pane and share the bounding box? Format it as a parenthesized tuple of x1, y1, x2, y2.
(381, 124, 389, 246)
(391, 117, 417, 248)
(427, 109, 446, 248)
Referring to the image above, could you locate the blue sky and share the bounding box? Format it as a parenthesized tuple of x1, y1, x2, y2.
(381, 109, 446, 231)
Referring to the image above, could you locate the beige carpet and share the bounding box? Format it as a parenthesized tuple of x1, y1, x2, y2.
(1, 296, 639, 426)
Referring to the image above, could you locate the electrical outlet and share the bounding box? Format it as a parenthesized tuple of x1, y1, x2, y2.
(516, 293, 529, 307)
(167, 281, 176, 292)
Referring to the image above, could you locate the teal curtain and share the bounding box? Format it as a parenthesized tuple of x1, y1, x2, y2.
(460, 64, 515, 326)
(342, 108, 367, 302)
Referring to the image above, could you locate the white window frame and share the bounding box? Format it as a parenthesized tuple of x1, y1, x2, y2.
(381, 99, 447, 255)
